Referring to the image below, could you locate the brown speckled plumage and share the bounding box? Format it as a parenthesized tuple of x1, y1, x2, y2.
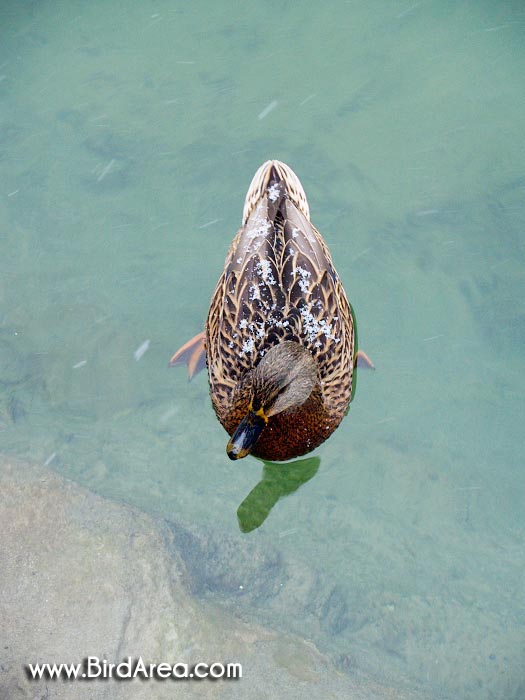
(205, 160, 357, 461)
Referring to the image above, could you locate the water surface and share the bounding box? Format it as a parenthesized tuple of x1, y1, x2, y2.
(1, 2, 524, 698)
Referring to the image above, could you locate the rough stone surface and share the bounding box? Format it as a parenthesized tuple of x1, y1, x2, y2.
(0, 455, 424, 700)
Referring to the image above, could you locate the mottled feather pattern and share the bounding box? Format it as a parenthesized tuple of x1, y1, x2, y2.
(206, 164, 355, 432)
(241, 160, 310, 226)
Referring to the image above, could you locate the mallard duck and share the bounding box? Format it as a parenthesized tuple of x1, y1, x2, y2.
(170, 160, 373, 461)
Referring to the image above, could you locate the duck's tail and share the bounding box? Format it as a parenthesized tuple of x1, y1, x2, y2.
(242, 160, 310, 226)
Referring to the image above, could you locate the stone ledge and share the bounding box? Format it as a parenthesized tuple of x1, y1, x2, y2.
(0, 455, 421, 700)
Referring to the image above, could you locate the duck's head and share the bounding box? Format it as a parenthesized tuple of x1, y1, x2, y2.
(227, 341, 318, 460)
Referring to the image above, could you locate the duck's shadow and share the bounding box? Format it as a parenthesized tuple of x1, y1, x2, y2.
(237, 455, 321, 533)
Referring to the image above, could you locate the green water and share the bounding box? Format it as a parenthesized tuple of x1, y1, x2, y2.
(1, 1, 524, 698)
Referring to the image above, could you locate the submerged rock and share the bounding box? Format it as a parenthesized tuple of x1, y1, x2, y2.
(0, 455, 421, 700)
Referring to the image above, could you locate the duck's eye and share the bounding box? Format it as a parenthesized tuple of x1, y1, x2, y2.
(275, 383, 290, 399)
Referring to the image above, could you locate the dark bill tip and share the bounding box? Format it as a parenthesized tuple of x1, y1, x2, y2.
(226, 412, 266, 460)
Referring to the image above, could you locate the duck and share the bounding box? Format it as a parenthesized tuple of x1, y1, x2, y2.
(170, 160, 373, 461)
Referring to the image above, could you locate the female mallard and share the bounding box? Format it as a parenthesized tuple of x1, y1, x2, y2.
(170, 160, 372, 461)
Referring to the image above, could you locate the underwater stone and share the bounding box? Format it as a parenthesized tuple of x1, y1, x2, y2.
(0, 455, 411, 700)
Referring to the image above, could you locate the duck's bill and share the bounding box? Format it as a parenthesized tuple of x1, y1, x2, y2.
(227, 412, 266, 460)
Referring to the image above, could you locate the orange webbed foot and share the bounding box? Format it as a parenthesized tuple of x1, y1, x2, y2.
(355, 350, 375, 370)
(169, 331, 206, 380)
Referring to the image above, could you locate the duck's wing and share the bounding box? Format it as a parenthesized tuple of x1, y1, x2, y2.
(277, 198, 356, 415)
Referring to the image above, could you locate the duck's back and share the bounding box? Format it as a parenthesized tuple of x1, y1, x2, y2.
(206, 162, 356, 438)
